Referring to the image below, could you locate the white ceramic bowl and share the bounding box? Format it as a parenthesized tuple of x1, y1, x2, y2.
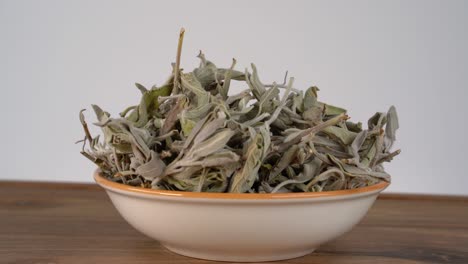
(94, 171, 389, 262)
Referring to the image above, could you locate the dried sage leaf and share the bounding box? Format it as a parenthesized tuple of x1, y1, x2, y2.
(78, 32, 400, 193)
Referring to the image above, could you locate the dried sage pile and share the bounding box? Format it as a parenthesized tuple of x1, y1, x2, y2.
(78, 32, 400, 193)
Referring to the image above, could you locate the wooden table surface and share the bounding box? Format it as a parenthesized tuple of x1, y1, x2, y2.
(1, 182, 467, 264)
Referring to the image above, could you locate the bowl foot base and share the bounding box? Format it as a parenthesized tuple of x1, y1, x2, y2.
(163, 244, 316, 262)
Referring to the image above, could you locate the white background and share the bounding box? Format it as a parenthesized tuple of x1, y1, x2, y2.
(1, 0, 467, 195)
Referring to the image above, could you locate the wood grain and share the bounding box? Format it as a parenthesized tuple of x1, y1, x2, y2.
(1, 181, 467, 264)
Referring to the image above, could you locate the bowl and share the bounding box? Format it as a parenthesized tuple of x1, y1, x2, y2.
(94, 170, 389, 262)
